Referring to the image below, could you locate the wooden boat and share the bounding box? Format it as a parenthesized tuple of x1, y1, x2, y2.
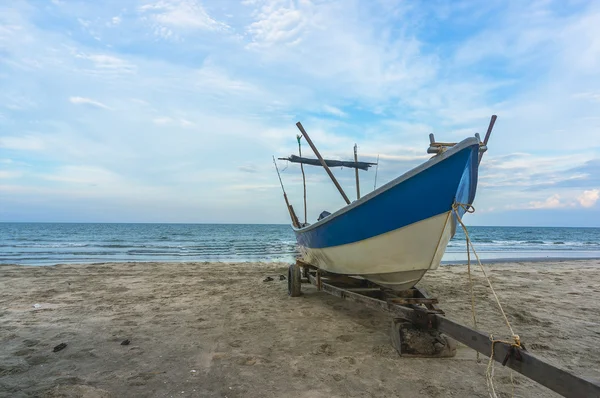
(275, 117, 496, 291)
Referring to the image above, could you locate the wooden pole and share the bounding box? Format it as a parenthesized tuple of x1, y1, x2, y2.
(297, 135, 307, 225)
(478, 115, 497, 164)
(373, 154, 380, 190)
(296, 122, 351, 205)
(354, 144, 360, 200)
(272, 156, 300, 228)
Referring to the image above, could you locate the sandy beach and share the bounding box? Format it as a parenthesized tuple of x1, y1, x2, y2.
(1, 260, 599, 397)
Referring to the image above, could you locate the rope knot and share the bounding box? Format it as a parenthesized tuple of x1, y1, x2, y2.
(453, 202, 475, 214)
(512, 334, 521, 348)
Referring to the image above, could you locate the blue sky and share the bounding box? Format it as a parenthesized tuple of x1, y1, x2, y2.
(0, 0, 599, 226)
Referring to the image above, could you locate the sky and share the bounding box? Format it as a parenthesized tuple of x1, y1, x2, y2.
(0, 0, 599, 226)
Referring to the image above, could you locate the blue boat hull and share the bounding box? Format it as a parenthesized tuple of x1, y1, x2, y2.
(293, 137, 480, 290)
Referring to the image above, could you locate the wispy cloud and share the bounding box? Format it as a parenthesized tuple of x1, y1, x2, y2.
(322, 105, 347, 118)
(140, 0, 229, 39)
(76, 53, 137, 74)
(69, 96, 111, 109)
(238, 164, 258, 173)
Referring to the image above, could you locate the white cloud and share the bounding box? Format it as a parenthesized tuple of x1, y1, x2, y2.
(529, 194, 564, 209)
(322, 105, 347, 118)
(69, 96, 111, 109)
(246, 1, 307, 48)
(111, 16, 121, 25)
(479, 153, 596, 190)
(140, 0, 228, 35)
(578, 189, 600, 208)
(77, 53, 136, 73)
(242, 0, 437, 102)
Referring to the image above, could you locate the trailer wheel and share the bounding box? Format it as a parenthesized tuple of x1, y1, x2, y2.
(288, 264, 301, 297)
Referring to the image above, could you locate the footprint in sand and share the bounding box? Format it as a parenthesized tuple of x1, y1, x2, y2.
(0, 357, 30, 375)
(314, 343, 334, 356)
(14, 348, 35, 357)
(336, 335, 354, 342)
(237, 356, 257, 366)
(343, 356, 356, 364)
(26, 355, 50, 366)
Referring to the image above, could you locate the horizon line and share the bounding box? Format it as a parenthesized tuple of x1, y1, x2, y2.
(1, 221, 599, 228)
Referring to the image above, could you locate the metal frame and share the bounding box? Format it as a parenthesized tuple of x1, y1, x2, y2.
(295, 260, 600, 398)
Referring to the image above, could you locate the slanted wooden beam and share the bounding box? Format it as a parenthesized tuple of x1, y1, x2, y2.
(296, 122, 351, 205)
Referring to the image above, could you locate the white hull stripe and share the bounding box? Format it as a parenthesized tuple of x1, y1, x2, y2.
(299, 211, 455, 289)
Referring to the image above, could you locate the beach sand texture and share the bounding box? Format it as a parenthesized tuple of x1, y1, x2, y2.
(1, 260, 599, 397)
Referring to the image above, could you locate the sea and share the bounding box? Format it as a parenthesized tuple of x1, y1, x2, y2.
(1, 223, 599, 266)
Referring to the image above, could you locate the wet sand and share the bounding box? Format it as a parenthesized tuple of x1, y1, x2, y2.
(1, 260, 599, 397)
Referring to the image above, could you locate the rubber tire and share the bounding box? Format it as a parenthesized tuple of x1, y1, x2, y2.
(287, 264, 302, 297)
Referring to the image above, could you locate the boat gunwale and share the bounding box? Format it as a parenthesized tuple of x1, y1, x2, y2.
(292, 136, 480, 234)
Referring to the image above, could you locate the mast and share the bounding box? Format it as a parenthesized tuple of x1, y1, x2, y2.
(354, 144, 360, 200)
(297, 135, 307, 225)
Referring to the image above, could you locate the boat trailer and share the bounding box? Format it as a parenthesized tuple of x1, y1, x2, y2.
(288, 260, 600, 398)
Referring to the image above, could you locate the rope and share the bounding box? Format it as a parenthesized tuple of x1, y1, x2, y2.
(452, 203, 518, 340)
(452, 202, 522, 398)
(464, 213, 479, 362)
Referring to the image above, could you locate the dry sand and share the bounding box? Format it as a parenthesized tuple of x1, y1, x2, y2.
(1, 260, 599, 397)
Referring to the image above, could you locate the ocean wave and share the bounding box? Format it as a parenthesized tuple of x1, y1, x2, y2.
(9, 243, 90, 248)
(2, 224, 598, 266)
